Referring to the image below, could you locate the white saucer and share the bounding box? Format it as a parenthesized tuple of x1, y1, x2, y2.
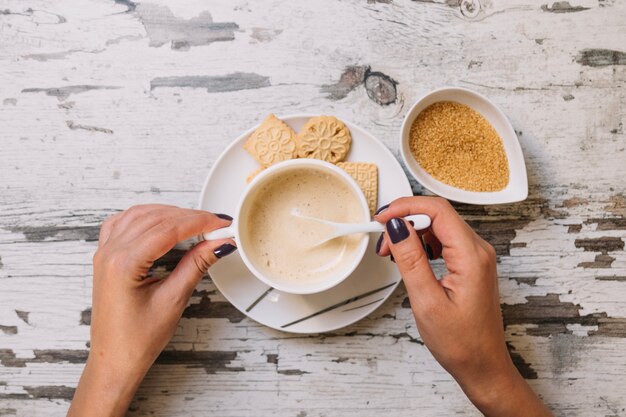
(198, 115, 412, 333)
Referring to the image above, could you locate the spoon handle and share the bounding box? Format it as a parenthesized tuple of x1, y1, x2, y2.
(362, 214, 431, 234)
(405, 214, 432, 230)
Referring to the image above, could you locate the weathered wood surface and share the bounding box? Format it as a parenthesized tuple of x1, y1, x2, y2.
(0, 0, 625, 415)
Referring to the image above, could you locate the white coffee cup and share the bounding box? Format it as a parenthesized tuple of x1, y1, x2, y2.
(203, 159, 371, 295)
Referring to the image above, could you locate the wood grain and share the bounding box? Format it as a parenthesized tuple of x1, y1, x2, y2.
(0, 0, 625, 415)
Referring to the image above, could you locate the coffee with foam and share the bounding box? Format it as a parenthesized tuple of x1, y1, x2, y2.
(242, 167, 366, 286)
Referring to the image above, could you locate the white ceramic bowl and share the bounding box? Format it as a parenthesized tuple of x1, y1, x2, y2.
(400, 87, 528, 205)
(202, 158, 371, 295)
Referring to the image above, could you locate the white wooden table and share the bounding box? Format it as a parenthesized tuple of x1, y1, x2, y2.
(1, 0, 625, 415)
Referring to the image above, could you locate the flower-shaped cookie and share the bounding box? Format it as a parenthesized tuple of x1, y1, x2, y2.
(244, 114, 297, 167)
(296, 116, 351, 163)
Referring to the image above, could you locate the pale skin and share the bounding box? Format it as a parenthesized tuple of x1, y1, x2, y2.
(68, 198, 552, 417)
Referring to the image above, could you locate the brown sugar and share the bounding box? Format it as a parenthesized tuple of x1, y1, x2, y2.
(409, 101, 509, 192)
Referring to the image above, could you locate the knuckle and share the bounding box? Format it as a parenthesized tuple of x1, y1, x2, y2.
(126, 205, 142, 216)
(477, 243, 496, 268)
(101, 215, 115, 229)
(92, 249, 105, 265)
(396, 247, 427, 273)
(192, 252, 212, 275)
(157, 218, 178, 236)
(99, 215, 116, 237)
(124, 205, 150, 221)
(104, 249, 132, 273)
(433, 196, 452, 209)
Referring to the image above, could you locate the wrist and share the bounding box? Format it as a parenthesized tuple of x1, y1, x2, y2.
(69, 355, 148, 417)
(463, 361, 522, 411)
(460, 360, 551, 417)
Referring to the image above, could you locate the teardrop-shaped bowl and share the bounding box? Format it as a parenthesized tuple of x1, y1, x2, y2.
(400, 87, 528, 205)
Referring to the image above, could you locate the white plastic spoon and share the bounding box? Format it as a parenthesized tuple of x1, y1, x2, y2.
(291, 209, 431, 246)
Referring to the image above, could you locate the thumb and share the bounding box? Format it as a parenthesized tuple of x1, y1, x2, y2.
(385, 218, 445, 305)
(162, 239, 237, 303)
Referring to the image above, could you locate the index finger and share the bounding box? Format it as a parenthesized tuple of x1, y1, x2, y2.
(374, 196, 477, 250)
(130, 210, 231, 262)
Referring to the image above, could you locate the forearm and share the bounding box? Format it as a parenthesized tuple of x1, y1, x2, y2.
(462, 362, 553, 417)
(68, 356, 147, 417)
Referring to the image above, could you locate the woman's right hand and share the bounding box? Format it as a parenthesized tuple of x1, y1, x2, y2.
(375, 197, 552, 417)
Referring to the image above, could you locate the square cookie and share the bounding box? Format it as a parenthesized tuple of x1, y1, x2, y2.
(337, 162, 378, 216)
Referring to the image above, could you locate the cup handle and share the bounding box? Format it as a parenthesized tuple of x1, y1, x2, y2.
(202, 226, 236, 241)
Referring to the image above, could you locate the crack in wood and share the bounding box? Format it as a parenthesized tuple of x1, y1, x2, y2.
(0, 8, 66, 24)
(584, 218, 626, 231)
(155, 350, 244, 374)
(277, 369, 310, 376)
(150, 73, 270, 93)
(113, 0, 136, 13)
(364, 70, 398, 106)
(0, 348, 243, 375)
(502, 293, 626, 337)
(15, 310, 29, 324)
(321, 65, 398, 106)
(567, 224, 582, 233)
(0, 349, 88, 367)
(507, 342, 538, 379)
(80, 308, 91, 325)
(510, 277, 538, 286)
(574, 237, 624, 252)
(452, 196, 565, 256)
(576, 49, 626, 67)
(595, 275, 626, 282)
(411, 0, 460, 7)
(0, 325, 17, 335)
(66, 120, 114, 134)
(575, 237, 623, 269)
(390, 332, 424, 345)
(135, 4, 238, 50)
(0, 385, 75, 401)
(541, 1, 590, 13)
(6, 225, 100, 242)
(321, 65, 369, 101)
(22, 49, 104, 61)
(578, 253, 616, 268)
(182, 294, 246, 323)
(21, 85, 120, 101)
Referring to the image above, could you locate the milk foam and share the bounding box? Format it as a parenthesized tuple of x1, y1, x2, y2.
(244, 168, 365, 285)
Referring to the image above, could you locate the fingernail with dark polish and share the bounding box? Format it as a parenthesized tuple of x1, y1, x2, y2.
(374, 204, 390, 215)
(375, 233, 384, 254)
(425, 243, 434, 260)
(214, 243, 237, 258)
(386, 218, 410, 244)
(390, 254, 395, 263)
(215, 213, 233, 221)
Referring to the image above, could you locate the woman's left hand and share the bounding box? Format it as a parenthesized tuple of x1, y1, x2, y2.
(68, 205, 236, 417)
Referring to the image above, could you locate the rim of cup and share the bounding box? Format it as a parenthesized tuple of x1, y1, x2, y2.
(232, 158, 371, 295)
